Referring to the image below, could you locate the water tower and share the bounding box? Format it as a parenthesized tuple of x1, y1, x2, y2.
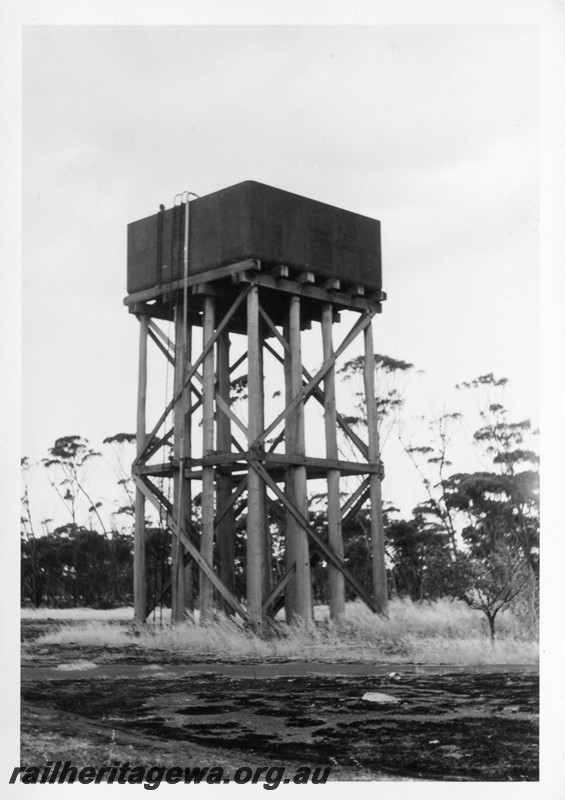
(124, 181, 387, 628)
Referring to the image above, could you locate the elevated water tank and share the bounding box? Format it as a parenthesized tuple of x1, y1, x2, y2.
(127, 181, 382, 295)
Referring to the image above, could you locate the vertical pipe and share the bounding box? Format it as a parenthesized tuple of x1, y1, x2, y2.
(246, 285, 265, 630)
(363, 320, 388, 615)
(283, 322, 296, 623)
(216, 329, 236, 612)
(172, 305, 192, 622)
(180, 197, 193, 613)
(321, 303, 346, 622)
(284, 296, 312, 624)
(134, 314, 148, 622)
(200, 294, 216, 622)
(184, 318, 194, 614)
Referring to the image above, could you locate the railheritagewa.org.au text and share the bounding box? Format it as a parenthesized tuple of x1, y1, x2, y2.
(9, 761, 332, 790)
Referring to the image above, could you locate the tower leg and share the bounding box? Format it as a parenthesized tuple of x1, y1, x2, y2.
(134, 314, 148, 623)
(246, 285, 266, 630)
(200, 294, 216, 622)
(284, 296, 312, 624)
(322, 303, 346, 622)
(363, 320, 388, 615)
(216, 329, 236, 613)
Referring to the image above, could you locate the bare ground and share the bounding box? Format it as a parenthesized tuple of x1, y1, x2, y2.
(21, 619, 538, 782)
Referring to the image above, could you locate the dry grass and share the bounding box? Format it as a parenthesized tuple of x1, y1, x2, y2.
(31, 598, 538, 665)
(31, 620, 132, 647)
(21, 606, 136, 621)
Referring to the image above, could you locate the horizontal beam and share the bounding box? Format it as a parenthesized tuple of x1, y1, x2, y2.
(124, 259, 261, 305)
(134, 463, 175, 477)
(190, 451, 381, 475)
(130, 301, 174, 320)
(261, 452, 381, 474)
(178, 467, 380, 483)
(235, 271, 383, 313)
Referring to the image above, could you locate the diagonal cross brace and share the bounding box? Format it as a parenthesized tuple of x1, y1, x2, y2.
(214, 476, 248, 529)
(148, 334, 248, 443)
(135, 475, 250, 622)
(263, 338, 369, 460)
(262, 564, 296, 615)
(342, 485, 371, 529)
(260, 307, 368, 460)
(148, 319, 175, 354)
(229, 350, 248, 375)
(142, 426, 174, 464)
(253, 310, 376, 451)
(135, 287, 251, 467)
(301, 365, 368, 460)
(148, 328, 175, 366)
(215, 393, 249, 438)
(259, 306, 290, 354)
(141, 385, 203, 463)
(341, 477, 371, 518)
(249, 461, 377, 612)
(146, 549, 195, 620)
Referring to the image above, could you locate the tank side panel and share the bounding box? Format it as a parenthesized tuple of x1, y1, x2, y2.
(126, 182, 382, 294)
(245, 182, 381, 290)
(188, 184, 253, 276)
(127, 215, 159, 294)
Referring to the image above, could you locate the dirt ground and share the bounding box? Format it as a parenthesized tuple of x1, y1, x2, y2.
(21, 620, 539, 782)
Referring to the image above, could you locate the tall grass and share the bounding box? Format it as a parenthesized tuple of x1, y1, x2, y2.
(21, 607, 136, 621)
(31, 598, 538, 665)
(31, 621, 132, 647)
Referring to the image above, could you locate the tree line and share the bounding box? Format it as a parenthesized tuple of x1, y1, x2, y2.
(21, 362, 539, 639)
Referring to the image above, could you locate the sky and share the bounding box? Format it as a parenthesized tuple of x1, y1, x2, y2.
(20, 23, 541, 526)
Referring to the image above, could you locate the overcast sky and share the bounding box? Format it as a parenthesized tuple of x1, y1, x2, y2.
(21, 23, 540, 522)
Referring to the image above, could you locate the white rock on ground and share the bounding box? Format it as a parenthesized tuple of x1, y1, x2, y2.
(362, 692, 400, 704)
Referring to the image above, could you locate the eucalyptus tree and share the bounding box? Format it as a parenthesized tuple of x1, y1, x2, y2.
(103, 432, 137, 526)
(456, 374, 539, 579)
(42, 435, 106, 532)
(401, 374, 539, 639)
(337, 354, 415, 451)
(441, 471, 531, 641)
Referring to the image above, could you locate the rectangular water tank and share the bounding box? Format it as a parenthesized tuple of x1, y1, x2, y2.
(127, 181, 382, 295)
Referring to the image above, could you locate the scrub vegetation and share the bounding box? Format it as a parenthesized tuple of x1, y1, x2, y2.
(25, 598, 537, 666)
(21, 368, 539, 647)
